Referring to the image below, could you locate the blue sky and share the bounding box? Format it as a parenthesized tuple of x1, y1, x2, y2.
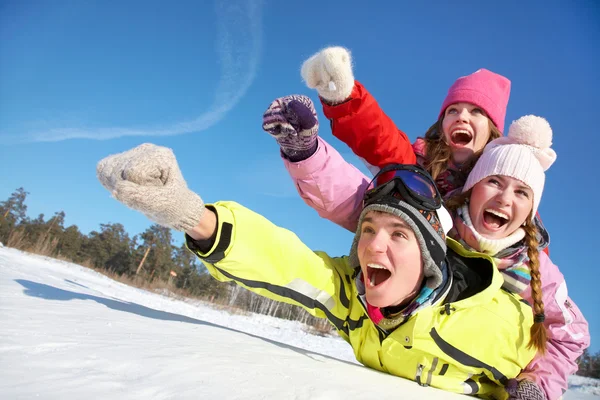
(1, 0, 599, 352)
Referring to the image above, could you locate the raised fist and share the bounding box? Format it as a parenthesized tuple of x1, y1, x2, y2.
(262, 95, 319, 161)
(97, 143, 205, 232)
(301, 46, 354, 104)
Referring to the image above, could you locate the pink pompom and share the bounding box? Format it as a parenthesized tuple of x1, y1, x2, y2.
(507, 115, 553, 149)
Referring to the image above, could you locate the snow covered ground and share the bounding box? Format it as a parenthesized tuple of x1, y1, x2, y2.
(0, 247, 598, 399)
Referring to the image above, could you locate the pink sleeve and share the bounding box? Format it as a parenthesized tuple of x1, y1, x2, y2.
(282, 137, 371, 233)
(519, 252, 590, 400)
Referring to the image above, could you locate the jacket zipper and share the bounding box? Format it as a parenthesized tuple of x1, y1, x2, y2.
(415, 364, 425, 386)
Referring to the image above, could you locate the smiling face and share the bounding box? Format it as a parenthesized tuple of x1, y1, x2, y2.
(468, 175, 534, 240)
(442, 102, 492, 165)
(356, 211, 424, 308)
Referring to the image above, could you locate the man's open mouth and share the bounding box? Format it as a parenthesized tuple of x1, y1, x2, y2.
(367, 263, 392, 287)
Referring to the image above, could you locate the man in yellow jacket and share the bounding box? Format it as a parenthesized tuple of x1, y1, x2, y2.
(97, 144, 536, 399)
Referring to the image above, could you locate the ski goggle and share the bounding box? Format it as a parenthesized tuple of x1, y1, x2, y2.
(363, 164, 442, 211)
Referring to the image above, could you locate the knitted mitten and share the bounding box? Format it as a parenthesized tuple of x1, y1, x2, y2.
(97, 143, 205, 232)
(301, 46, 354, 104)
(506, 379, 545, 400)
(262, 95, 319, 161)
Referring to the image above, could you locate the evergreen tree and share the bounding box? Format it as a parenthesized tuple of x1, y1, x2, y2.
(83, 223, 133, 273)
(23, 213, 48, 249)
(138, 224, 176, 281)
(0, 187, 29, 223)
(57, 225, 85, 262)
(591, 351, 600, 379)
(0, 188, 30, 243)
(33, 211, 66, 254)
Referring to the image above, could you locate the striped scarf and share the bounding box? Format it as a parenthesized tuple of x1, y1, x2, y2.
(451, 204, 531, 294)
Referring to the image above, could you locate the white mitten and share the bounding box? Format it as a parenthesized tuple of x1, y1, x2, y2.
(300, 46, 354, 104)
(97, 143, 205, 232)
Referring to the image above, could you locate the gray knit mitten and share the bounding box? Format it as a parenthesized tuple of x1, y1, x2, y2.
(96, 143, 205, 232)
(506, 379, 545, 400)
(262, 95, 319, 162)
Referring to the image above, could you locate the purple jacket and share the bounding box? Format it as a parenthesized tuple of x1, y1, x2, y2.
(284, 137, 590, 400)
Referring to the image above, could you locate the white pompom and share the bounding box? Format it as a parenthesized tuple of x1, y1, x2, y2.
(507, 115, 553, 149)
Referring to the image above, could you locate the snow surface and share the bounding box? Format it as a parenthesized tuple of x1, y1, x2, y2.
(0, 247, 598, 399)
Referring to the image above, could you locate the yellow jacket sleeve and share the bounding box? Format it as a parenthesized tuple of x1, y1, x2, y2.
(186, 201, 355, 329)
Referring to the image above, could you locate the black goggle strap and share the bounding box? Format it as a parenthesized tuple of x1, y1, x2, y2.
(363, 179, 396, 205)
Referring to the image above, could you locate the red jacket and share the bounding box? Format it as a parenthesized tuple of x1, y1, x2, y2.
(322, 80, 416, 168)
(321, 81, 464, 193)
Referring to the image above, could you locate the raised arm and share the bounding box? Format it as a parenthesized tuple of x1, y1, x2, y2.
(186, 201, 354, 328)
(283, 137, 370, 233)
(96, 143, 354, 326)
(262, 96, 372, 233)
(301, 47, 417, 169)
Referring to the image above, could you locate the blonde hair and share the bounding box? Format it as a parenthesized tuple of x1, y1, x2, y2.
(422, 116, 502, 182)
(523, 216, 547, 354)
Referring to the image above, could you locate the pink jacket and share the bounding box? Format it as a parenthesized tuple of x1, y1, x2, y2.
(284, 137, 590, 400)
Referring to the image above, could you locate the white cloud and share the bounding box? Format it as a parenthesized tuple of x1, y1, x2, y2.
(8, 0, 263, 143)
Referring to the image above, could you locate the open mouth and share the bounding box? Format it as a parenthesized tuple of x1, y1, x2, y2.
(366, 263, 392, 288)
(450, 129, 473, 146)
(483, 209, 509, 229)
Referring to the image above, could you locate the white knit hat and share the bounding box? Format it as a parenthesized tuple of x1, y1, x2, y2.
(462, 115, 557, 219)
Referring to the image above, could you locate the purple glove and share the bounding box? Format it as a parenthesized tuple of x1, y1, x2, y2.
(262, 95, 319, 162)
(506, 379, 545, 400)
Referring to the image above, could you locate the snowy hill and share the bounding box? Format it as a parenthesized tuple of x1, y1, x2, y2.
(0, 247, 598, 399)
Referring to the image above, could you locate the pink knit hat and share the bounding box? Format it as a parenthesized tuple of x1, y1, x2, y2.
(439, 69, 511, 132)
(462, 115, 557, 219)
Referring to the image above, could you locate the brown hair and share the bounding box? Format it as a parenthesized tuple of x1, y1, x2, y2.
(422, 116, 502, 181)
(444, 188, 471, 213)
(523, 216, 547, 354)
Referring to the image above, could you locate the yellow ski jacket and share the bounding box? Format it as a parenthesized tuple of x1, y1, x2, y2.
(186, 202, 536, 399)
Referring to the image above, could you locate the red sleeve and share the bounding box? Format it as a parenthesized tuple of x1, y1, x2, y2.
(320, 80, 416, 168)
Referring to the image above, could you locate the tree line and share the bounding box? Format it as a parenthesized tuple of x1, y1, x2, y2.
(0, 187, 331, 335)
(576, 349, 600, 379)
